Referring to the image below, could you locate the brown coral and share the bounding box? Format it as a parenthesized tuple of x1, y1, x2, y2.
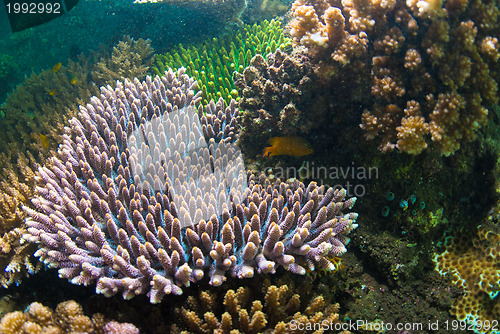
(0, 300, 139, 334)
(170, 280, 341, 333)
(91, 36, 154, 87)
(288, 0, 498, 155)
(234, 48, 318, 157)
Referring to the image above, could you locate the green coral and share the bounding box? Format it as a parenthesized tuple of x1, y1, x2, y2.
(151, 19, 291, 105)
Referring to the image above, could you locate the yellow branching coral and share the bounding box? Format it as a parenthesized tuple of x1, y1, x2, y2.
(0, 155, 39, 288)
(0, 300, 139, 334)
(170, 279, 341, 333)
(396, 101, 429, 154)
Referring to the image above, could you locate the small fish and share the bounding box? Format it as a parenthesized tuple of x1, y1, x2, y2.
(30, 133, 50, 149)
(263, 137, 314, 157)
(70, 75, 78, 85)
(52, 62, 62, 73)
(48, 89, 56, 96)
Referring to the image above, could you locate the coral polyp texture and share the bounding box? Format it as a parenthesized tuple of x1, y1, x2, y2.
(288, 0, 499, 155)
(24, 69, 358, 303)
(233, 48, 318, 157)
(0, 36, 156, 288)
(433, 224, 500, 332)
(91, 36, 154, 87)
(0, 300, 139, 334)
(170, 280, 341, 333)
(152, 19, 291, 106)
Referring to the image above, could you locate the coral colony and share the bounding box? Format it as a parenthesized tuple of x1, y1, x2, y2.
(23, 69, 358, 303)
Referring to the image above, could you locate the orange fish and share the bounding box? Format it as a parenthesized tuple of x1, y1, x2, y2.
(263, 137, 314, 157)
(52, 62, 62, 73)
(70, 75, 78, 85)
(30, 133, 49, 149)
(48, 89, 56, 96)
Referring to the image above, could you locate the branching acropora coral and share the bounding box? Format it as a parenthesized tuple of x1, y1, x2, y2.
(92, 36, 154, 87)
(0, 300, 139, 334)
(170, 281, 341, 333)
(152, 19, 291, 105)
(24, 69, 358, 303)
(0, 36, 156, 288)
(288, 0, 499, 155)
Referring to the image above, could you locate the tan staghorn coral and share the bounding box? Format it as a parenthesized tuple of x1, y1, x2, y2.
(395, 101, 430, 154)
(289, 1, 370, 73)
(434, 223, 500, 332)
(0, 300, 139, 334)
(480, 36, 500, 61)
(91, 36, 154, 87)
(170, 279, 341, 333)
(0, 156, 39, 288)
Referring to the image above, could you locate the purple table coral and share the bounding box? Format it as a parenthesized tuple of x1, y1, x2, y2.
(24, 69, 358, 303)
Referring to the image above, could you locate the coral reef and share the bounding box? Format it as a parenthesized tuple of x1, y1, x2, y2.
(151, 19, 291, 105)
(0, 54, 98, 155)
(170, 279, 341, 333)
(0, 55, 99, 287)
(288, 0, 499, 155)
(92, 36, 154, 87)
(433, 223, 500, 332)
(0, 159, 41, 288)
(0, 165, 40, 286)
(0, 300, 139, 334)
(233, 48, 318, 158)
(24, 69, 358, 303)
(0, 36, 156, 288)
